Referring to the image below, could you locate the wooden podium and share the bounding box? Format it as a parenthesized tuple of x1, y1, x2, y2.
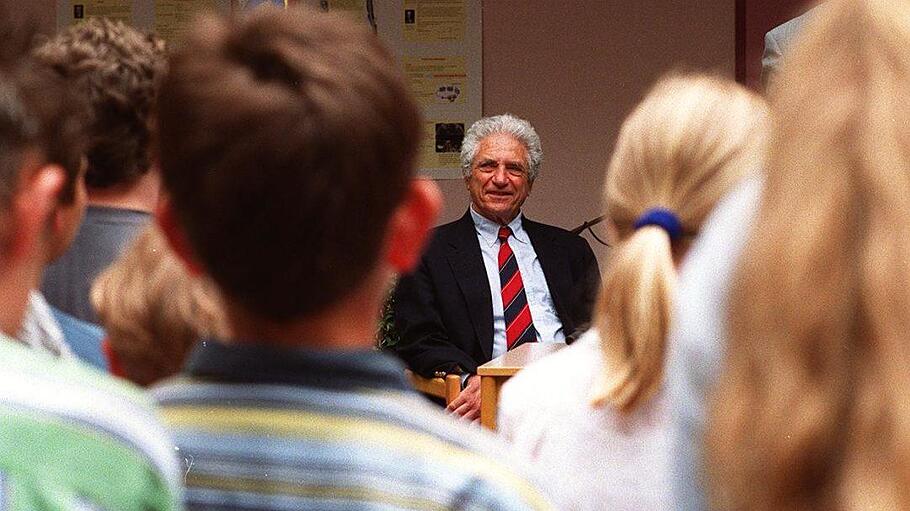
(477, 342, 566, 430)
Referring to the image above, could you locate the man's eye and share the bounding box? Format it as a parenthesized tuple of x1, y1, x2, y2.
(507, 167, 526, 177)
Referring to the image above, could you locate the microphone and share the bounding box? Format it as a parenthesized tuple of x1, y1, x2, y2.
(571, 215, 603, 235)
(571, 215, 609, 246)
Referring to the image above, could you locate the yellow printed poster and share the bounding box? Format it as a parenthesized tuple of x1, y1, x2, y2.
(235, 0, 288, 11)
(155, 0, 221, 43)
(404, 56, 466, 106)
(403, 0, 465, 42)
(418, 120, 464, 170)
(322, 0, 365, 20)
(73, 0, 132, 24)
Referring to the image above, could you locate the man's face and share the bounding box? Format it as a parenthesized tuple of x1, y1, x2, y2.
(465, 132, 532, 225)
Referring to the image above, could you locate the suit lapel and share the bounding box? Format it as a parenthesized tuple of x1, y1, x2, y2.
(524, 218, 573, 331)
(445, 211, 494, 361)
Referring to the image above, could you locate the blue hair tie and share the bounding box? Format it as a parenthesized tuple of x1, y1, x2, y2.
(633, 208, 683, 240)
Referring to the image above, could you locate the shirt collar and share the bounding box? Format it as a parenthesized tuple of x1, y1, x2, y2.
(18, 291, 68, 358)
(469, 206, 529, 247)
(183, 338, 413, 393)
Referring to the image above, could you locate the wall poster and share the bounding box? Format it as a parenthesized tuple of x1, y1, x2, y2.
(308, 0, 483, 179)
(55, 1, 280, 42)
(57, 0, 482, 179)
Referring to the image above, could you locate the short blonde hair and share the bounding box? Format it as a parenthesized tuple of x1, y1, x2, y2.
(592, 74, 768, 412)
(708, 0, 910, 509)
(91, 226, 224, 386)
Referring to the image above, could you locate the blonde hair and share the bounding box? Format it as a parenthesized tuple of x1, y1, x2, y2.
(707, 1, 910, 509)
(91, 226, 225, 386)
(591, 75, 768, 412)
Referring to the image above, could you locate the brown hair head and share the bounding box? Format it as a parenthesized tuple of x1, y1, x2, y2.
(156, 6, 421, 322)
(0, 4, 85, 211)
(33, 17, 165, 191)
(708, 0, 910, 509)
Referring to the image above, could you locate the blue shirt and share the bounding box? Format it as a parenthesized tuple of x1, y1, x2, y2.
(470, 207, 565, 358)
(52, 306, 107, 370)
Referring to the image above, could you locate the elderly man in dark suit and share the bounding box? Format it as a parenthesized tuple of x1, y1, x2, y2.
(393, 114, 601, 420)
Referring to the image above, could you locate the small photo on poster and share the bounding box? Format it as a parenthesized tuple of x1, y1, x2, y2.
(435, 123, 464, 153)
(73, 0, 132, 24)
(236, 0, 287, 11)
(435, 85, 460, 102)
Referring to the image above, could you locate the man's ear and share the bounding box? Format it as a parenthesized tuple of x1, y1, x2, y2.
(155, 196, 204, 276)
(385, 179, 442, 274)
(6, 163, 64, 264)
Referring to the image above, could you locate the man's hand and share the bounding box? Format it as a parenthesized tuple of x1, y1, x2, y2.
(446, 374, 480, 421)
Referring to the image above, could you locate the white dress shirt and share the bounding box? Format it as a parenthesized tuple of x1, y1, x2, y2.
(470, 207, 564, 358)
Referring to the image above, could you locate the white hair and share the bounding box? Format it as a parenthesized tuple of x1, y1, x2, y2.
(460, 114, 543, 182)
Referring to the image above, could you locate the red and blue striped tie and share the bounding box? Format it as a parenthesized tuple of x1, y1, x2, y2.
(498, 226, 537, 350)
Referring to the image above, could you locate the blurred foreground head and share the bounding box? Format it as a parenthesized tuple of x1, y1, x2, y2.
(156, 5, 434, 326)
(708, 0, 910, 509)
(0, 5, 84, 335)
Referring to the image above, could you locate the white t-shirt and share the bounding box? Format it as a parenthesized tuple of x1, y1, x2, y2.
(498, 330, 674, 511)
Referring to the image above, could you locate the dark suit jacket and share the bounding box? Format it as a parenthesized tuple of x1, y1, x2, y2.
(392, 211, 601, 377)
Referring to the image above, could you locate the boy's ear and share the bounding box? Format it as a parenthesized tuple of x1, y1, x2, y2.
(384, 179, 442, 274)
(155, 196, 204, 276)
(6, 163, 64, 263)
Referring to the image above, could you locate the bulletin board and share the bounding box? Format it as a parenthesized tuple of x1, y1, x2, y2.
(305, 0, 483, 179)
(55, 0, 482, 180)
(55, 1, 286, 41)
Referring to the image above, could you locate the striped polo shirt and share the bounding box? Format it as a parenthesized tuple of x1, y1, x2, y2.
(153, 339, 553, 511)
(0, 336, 182, 510)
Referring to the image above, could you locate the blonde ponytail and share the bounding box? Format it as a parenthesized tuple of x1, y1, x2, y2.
(591, 225, 676, 410)
(707, 1, 910, 509)
(592, 74, 768, 413)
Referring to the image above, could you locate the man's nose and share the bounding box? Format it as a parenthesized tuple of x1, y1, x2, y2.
(491, 165, 509, 185)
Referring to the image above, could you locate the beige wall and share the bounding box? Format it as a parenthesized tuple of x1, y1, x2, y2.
(438, 0, 735, 264)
